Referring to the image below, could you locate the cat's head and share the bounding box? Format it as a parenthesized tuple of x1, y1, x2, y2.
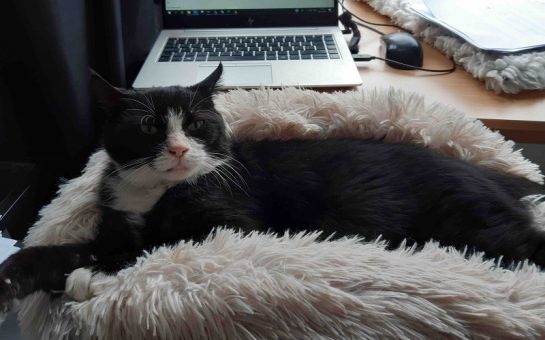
(92, 64, 229, 185)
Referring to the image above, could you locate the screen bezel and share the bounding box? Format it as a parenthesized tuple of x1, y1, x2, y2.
(163, 1, 338, 29)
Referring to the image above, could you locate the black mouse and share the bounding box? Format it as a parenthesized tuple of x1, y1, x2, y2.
(380, 32, 423, 70)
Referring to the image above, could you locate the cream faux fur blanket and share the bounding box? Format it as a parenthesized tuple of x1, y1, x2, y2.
(14, 87, 545, 339)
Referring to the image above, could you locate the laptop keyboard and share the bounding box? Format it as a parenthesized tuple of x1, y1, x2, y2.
(158, 34, 340, 62)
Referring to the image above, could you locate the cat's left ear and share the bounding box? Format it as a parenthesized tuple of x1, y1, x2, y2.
(190, 63, 223, 93)
(90, 69, 127, 110)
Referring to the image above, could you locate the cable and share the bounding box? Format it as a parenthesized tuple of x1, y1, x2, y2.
(352, 54, 457, 73)
(351, 17, 385, 36)
(338, 0, 408, 31)
(338, 12, 361, 53)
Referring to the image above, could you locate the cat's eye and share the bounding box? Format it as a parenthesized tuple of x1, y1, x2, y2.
(188, 119, 206, 131)
(140, 116, 158, 135)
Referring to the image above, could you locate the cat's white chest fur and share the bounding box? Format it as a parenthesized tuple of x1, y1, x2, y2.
(105, 170, 170, 215)
(111, 184, 166, 214)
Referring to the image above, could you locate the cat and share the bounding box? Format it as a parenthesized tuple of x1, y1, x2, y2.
(1, 63, 545, 312)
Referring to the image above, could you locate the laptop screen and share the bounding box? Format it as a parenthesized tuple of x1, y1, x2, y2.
(163, 0, 338, 29)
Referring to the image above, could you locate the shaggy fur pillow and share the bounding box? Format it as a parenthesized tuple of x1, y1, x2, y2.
(15, 88, 545, 339)
(357, 0, 545, 94)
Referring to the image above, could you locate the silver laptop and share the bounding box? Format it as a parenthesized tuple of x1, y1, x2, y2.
(133, 0, 362, 88)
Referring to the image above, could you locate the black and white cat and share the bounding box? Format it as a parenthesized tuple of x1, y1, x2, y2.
(1, 64, 545, 311)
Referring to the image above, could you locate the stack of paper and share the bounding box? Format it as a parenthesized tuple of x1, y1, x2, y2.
(0, 236, 19, 263)
(408, 0, 545, 53)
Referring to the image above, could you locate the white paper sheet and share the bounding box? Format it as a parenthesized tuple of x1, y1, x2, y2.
(409, 0, 545, 52)
(0, 237, 19, 263)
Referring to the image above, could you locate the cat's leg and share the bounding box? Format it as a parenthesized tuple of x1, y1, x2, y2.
(0, 243, 98, 313)
(0, 213, 142, 311)
(64, 251, 142, 301)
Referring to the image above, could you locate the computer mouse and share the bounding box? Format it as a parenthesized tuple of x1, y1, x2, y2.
(380, 32, 423, 70)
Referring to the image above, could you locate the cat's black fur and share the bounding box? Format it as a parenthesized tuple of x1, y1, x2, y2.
(1, 64, 545, 311)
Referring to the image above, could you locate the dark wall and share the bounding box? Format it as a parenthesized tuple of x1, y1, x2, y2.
(0, 0, 162, 237)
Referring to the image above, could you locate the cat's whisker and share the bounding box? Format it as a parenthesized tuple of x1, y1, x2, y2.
(216, 160, 249, 188)
(126, 108, 155, 115)
(113, 158, 158, 188)
(188, 85, 200, 110)
(123, 97, 155, 115)
(209, 160, 249, 196)
(211, 153, 250, 176)
(190, 94, 214, 111)
(106, 161, 143, 178)
(143, 94, 156, 113)
(209, 168, 233, 195)
(207, 153, 251, 189)
(107, 157, 156, 178)
(215, 169, 241, 195)
(117, 166, 151, 189)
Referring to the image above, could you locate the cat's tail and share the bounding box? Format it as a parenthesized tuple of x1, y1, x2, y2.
(521, 193, 545, 235)
(486, 169, 545, 199)
(486, 169, 545, 236)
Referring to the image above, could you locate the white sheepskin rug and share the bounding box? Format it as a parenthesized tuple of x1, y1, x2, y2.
(356, 0, 545, 94)
(15, 87, 545, 339)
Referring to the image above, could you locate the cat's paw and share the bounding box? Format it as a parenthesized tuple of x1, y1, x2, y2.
(65, 268, 95, 302)
(0, 276, 17, 314)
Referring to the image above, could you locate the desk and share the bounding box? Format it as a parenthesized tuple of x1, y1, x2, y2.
(345, 0, 545, 143)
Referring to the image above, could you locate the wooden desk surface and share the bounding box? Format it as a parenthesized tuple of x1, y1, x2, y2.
(345, 0, 545, 143)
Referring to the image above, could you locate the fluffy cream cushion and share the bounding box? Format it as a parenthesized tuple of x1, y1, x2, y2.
(16, 88, 545, 339)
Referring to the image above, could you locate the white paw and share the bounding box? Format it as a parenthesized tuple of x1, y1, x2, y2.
(65, 268, 95, 302)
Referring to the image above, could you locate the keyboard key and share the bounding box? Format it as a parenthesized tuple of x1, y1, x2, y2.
(313, 55, 328, 59)
(183, 54, 195, 62)
(207, 55, 265, 61)
(301, 50, 326, 56)
(329, 54, 340, 59)
(314, 44, 326, 50)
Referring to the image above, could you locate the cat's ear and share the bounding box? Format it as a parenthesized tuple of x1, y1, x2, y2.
(90, 69, 127, 109)
(190, 63, 223, 93)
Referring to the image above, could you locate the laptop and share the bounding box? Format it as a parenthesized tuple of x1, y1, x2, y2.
(133, 0, 362, 89)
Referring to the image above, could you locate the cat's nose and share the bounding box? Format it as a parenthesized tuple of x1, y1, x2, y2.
(168, 144, 189, 157)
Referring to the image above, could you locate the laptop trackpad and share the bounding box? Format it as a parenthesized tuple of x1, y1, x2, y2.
(197, 64, 272, 86)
